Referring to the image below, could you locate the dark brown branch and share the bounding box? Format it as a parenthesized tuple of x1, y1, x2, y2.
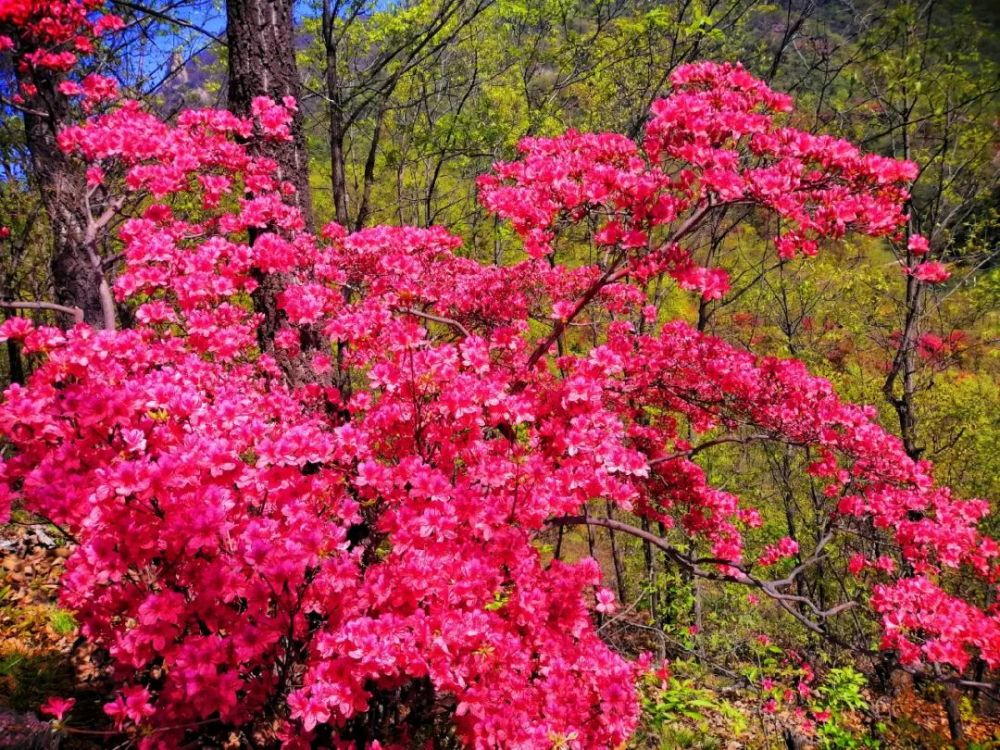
(400, 307, 470, 338)
(648, 433, 781, 466)
(550, 515, 844, 621)
(0, 95, 49, 118)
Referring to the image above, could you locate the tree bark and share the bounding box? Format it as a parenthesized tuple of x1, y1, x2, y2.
(226, 0, 313, 222)
(883, 270, 924, 460)
(323, 1, 350, 226)
(226, 0, 334, 391)
(354, 104, 385, 230)
(328, 91, 350, 226)
(19, 68, 113, 329)
(943, 684, 966, 745)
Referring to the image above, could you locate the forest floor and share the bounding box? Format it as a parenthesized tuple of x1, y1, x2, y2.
(2, 520, 1000, 749)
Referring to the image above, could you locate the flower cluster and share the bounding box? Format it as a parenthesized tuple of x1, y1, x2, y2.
(0, 0, 123, 105)
(478, 61, 923, 299)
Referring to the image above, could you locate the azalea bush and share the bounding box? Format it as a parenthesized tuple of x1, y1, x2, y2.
(0, 2, 997, 748)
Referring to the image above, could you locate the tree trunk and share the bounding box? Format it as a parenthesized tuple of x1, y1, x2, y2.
(884, 270, 924, 460)
(944, 685, 965, 746)
(323, 4, 350, 227)
(4, 327, 24, 385)
(226, 0, 313, 222)
(354, 104, 385, 230)
(605, 501, 627, 605)
(19, 69, 113, 329)
(226, 0, 333, 391)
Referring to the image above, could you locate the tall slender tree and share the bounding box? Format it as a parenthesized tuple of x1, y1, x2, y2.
(319, 0, 492, 229)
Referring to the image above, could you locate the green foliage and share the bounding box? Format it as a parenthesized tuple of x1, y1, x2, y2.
(635, 662, 744, 748)
(814, 667, 877, 750)
(642, 675, 718, 731)
(817, 720, 881, 750)
(48, 609, 77, 636)
(483, 588, 509, 611)
(818, 667, 869, 713)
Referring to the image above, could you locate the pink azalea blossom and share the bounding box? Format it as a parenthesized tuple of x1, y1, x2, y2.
(40, 696, 76, 720)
